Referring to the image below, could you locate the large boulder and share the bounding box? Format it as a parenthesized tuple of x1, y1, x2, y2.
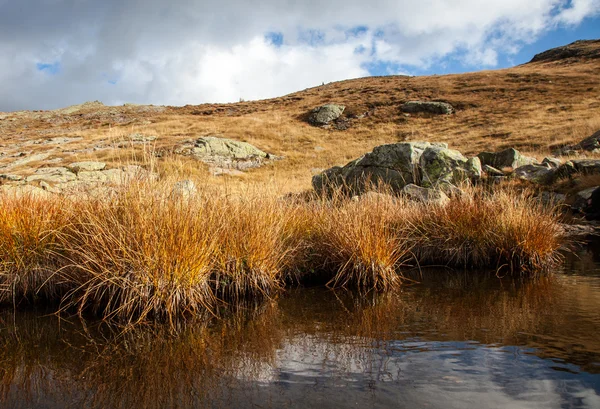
(179, 136, 271, 171)
(477, 148, 537, 169)
(401, 101, 454, 115)
(554, 159, 600, 181)
(308, 104, 345, 126)
(419, 146, 482, 188)
(312, 141, 481, 195)
(312, 141, 443, 195)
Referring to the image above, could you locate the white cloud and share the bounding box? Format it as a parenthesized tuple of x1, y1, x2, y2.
(0, 0, 598, 110)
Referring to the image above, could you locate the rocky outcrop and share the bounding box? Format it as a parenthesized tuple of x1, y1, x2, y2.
(400, 101, 454, 115)
(555, 130, 600, 155)
(529, 39, 600, 63)
(68, 161, 106, 173)
(477, 148, 537, 169)
(175, 136, 272, 173)
(308, 104, 345, 126)
(313, 141, 481, 196)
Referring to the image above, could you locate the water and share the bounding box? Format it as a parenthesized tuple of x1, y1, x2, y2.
(1, 242, 600, 408)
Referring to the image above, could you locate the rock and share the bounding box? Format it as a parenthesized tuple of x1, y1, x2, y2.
(308, 104, 345, 126)
(577, 130, 600, 151)
(400, 101, 454, 115)
(483, 165, 504, 177)
(312, 141, 447, 195)
(128, 133, 157, 142)
(68, 161, 106, 173)
(477, 148, 537, 169)
(402, 184, 450, 205)
(542, 157, 561, 169)
(0, 174, 23, 182)
(77, 170, 109, 183)
(0, 184, 52, 198)
(9, 153, 51, 168)
(39, 181, 60, 194)
(184, 136, 271, 171)
(26, 167, 77, 184)
(538, 191, 566, 206)
(419, 146, 481, 188)
(513, 164, 554, 184)
(572, 187, 599, 212)
(170, 180, 197, 199)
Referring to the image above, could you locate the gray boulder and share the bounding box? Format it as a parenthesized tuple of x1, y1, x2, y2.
(401, 101, 454, 115)
(513, 164, 554, 184)
(572, 187, 599, 212)
(312, 141, 445, 195)
(26, 167, 77, 184)
(308, 104, 345, 126)
(554, 159, 600, 181)
(170, 180, 197, 200)
(419, 146, 481, 188)
(402, 184, 450, 206)
(183, 136, 271, 171)
(477, 148, 537, 169)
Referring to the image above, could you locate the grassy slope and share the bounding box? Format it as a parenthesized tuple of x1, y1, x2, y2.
(0, 40, 599, 193)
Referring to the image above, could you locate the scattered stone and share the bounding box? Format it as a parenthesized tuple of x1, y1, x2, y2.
(572, 187, 599, 212)
(308, 104, 345, 126)
(559, 223, 600, 237)
(10, 153, 51, 168)
(402, 184, 450, 205)
(68, 161, 106, 173)
(513, 163, 554, 184)
(128, 133, 158, 142)
(477, 148, 537, 169)
(400, 101, 454, 115)
(483, 165, 504, 177)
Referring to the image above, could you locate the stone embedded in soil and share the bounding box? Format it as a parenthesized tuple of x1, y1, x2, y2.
(400, 101, 454, 115)
(308, 104, 345, 126)
(402, 183, 450, 205)
(483, 164, 504, 176)
(26, 167, 77, 183)
(513, 163, 554, 184)
(68, 161, 106, 173)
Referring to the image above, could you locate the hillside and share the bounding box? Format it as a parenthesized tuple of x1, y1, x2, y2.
(1, 39, 599, 193)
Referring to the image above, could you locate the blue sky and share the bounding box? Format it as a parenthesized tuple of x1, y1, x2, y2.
(2, 0, 599, 111)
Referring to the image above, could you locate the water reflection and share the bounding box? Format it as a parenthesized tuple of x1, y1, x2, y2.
(1, 250, 600, 408)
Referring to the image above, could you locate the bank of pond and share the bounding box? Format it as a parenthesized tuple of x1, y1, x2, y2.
(0, 181, 564, 326)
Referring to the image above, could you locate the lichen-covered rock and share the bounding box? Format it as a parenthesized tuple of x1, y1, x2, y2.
(312, 141, 447, 195)
(193, 136, 267, 159)
(402, 184, 450, 205)
(513, 164, 554, 184)
(419, 146, 481, 188)
(477, 148, 537, 169)
(400, 101, 454, 115)
(308, 104, 345, 126)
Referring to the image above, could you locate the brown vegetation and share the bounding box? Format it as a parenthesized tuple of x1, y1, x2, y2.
(0, 180, 563, 325)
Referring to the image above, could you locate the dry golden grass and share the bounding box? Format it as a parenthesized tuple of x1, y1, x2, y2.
(0, 177, 565, 325)
(0, 194, 69, 304)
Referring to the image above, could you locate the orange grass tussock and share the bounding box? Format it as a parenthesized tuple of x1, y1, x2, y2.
(0, 181, 564, 326)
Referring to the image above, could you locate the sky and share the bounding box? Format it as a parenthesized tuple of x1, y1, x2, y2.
(0, 0, 599, 112)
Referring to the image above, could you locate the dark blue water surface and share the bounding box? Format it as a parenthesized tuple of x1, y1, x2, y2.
(1, 241, 600, 409)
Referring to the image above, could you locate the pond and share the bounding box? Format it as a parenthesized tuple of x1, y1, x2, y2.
(1, 240, 600, 408)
